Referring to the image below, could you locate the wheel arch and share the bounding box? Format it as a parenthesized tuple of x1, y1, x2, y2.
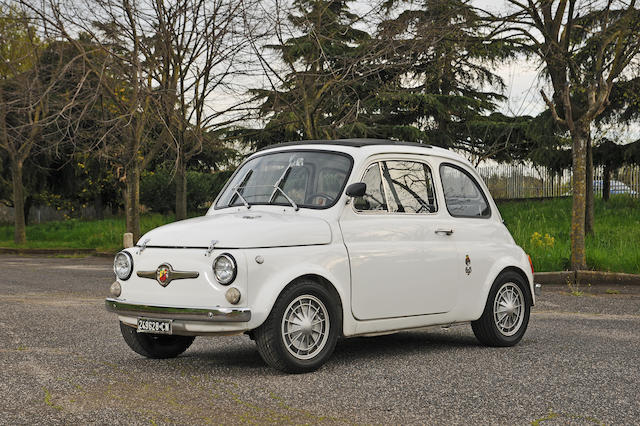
(475, 253, 535, 320)
(498, 266, 534, 305)
(252, 272, 344, 372)
(248, 259, 350, 333)
(471, 265, 533, 347)
(284, 274, 343, 305)
(277, 273, 345, 335)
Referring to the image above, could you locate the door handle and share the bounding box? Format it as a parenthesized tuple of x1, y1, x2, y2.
(435, 228, 454, 235)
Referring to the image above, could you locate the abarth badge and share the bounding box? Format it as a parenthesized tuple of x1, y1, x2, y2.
(156, 265, 170, 286)
(137, 263, 199, 287)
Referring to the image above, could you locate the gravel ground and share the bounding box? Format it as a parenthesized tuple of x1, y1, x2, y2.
(0, 255, 639, 425)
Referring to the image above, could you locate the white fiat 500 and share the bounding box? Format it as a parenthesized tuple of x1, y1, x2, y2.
(107, 139, 539, 373)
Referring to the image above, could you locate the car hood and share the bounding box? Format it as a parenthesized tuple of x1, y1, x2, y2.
(138, 211, 332, 249)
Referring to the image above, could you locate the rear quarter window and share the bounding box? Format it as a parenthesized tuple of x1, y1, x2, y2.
(439, 163, 491, 218)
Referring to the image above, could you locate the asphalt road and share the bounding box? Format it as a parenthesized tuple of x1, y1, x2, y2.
(1, 255, 639, 425)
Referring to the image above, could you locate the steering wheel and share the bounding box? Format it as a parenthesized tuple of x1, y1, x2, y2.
(306, 193, 333, 205)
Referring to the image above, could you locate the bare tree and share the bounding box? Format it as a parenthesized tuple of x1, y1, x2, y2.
(24, 0, 181, 240)
(148, 0, 254, 220)
(0, 4, 93, 243)
(495, 0, 640, 270)
(25, 0, 262, 233)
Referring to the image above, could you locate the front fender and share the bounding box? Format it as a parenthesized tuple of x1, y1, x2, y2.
(244, 245, 351, 330)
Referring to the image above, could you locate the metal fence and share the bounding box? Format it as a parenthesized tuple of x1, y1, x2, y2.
(476, 163, 640, 200)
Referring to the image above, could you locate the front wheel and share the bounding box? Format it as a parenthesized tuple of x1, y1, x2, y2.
(472, 271, 531, 347)
(254, 280, 341, 373)
(119, 322, 195, 359)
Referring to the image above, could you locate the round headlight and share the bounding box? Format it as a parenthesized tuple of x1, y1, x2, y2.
(213, 253, 236, 285)
(114, 251, 133, 280)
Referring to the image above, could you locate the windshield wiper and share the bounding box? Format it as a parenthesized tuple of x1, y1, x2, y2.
(229, 170, 253, 209)
(271, 185, 299, 211)
(232, 186, 251, 209)
(269, 165, 291, 201)
(268, 165, 299, 211)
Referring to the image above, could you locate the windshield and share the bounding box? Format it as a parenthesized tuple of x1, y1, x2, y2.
(215, 151, 353, 209)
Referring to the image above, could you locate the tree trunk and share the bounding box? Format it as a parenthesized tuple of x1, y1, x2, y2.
(585, 134, 594, 235)
(11, 159, 26, 244)
(125, 166, 141, 242)
(570, 127, 588, 271)
(603, 165, 611, 202)
(24, 195, 32, 226)
(175, 157, 187, 221)
(95, 193, 104, 220)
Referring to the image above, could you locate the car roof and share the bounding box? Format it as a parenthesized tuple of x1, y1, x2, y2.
(257, 138, 432, 150)
(254, 138, 468, 164)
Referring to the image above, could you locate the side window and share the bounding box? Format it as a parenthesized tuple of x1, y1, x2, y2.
(440, 164, 490, 218)
(381, 161, 437, 213)
(354, 163, 388, 212)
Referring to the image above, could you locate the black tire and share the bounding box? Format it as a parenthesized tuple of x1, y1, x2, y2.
(472, 271, 531, 347)
(254, 279, 341, 373)
(119, 322, 195, 359)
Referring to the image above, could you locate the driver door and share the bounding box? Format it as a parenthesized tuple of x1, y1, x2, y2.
(340, 158, 460, 320)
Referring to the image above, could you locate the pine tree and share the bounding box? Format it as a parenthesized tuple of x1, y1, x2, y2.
(353, 0, 514, 156)
(246, 0, 371, 147)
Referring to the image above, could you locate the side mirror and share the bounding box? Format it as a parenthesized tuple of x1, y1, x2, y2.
(345, 182, 367, 197)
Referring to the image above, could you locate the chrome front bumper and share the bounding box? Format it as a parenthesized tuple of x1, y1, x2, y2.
(105, 298, 251, 322)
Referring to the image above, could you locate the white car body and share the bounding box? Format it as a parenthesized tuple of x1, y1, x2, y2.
(107, 139, 535, 341)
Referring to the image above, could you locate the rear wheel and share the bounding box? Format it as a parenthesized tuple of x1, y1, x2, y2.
(254, 279, 340, 373)
(472, 271, 531, 347)
(119, 322, 195, 359)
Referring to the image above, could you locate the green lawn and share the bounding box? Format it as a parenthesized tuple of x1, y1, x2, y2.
(0, 214, 174, 252)
(1, 197, 639, 273)
(498, 196, 640, 274)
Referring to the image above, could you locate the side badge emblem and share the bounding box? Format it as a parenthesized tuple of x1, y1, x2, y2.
(465, 255, 472, 275)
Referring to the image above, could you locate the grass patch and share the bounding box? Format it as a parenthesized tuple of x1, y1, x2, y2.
(43, 387, 63, 411)
(1, 196, 639, 274)
(498, 196, 640, 274)
(0, 214, 174, 253)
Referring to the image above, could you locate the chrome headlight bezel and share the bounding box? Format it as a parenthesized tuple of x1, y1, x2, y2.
(213, 253, 237, 285)
(114, 251, 134, 281)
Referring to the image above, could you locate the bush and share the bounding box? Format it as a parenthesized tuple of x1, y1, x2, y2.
(140, 167, 235, 214)
(140, 169, 173, 214)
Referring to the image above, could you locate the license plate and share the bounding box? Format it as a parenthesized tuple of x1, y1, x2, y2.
(137, 318, 173, 335)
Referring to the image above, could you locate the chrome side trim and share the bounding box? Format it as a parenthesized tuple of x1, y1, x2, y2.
(105, 298, 251, 322)
(137, 270, 158, 279)
(137, 270, 199, 280)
